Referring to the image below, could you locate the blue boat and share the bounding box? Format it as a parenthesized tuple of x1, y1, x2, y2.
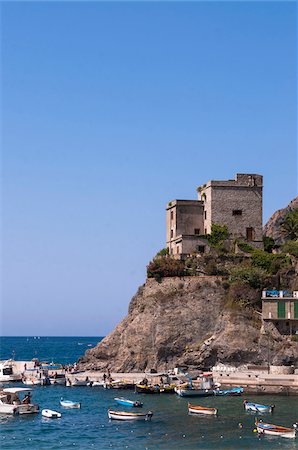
(244, 400, 274, 413)
(213, 387, 243, 396)
(114, 397, 143, 407)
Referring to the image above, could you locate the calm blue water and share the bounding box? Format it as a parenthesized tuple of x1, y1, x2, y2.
(0, 337, 297, 449)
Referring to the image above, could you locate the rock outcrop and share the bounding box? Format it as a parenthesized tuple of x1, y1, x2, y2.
(78, 276, 298, 372)
(78, 197, 298, 372)
(264, 196, 298, 245)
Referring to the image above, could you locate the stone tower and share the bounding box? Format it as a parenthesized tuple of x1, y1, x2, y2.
(197, 173, 263, 247)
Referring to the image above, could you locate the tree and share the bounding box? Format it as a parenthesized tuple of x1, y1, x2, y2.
(281, 209, 298, 241)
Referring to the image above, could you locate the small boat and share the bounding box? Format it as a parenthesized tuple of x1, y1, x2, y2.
(42, 409, 62, 419)
(244, 400, 274, 413)
(60, 398, 81, 409)
(213, 387, 243, 396)
(188, 403, 217, 416)
(66, 378, 90, 387)
(255, 419, 297, 439)
(108, 409, 153, 421)
(174, 387, 214, 397)
(22, 376, 43, 386)
(0, 360, 22, 382)
(135, 384, 160, 394)
(0, 388, 39, 415)
(114, 397, 143, 407)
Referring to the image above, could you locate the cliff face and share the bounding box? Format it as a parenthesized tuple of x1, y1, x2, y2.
(264, 196, 298, 245)
(78, 276, 298, 372)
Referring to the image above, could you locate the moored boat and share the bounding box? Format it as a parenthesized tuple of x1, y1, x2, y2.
(255, 419, 297, 439)
(108, 409, 153, 421)
(0, 388, 39, 415)
(60, 398, 81, 409)
(188, 403, 217, 415)
(174, 386, 214, 397)
(0, 360, 22, 382)
(114, 397, 143, 407)
(244, 400, 274, 413)
(66, 377, 90, 387)
(135, 384, 160, 394)
(42, 409, 62, 419)
(213, 387, 243, 396)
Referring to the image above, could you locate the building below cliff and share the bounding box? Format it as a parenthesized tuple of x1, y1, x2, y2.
(166, 173, 263, 258)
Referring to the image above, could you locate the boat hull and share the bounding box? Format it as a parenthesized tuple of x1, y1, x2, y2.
(188, 403, 217, 415)
(60, 400, 81, 409)
(114, 398, 143, 407)
(42, 409, 61, 419)
(214, 387, 243, 396)
(175, 387, 214, 397)
(244, 402, 273, 413)
(256, 424, 296, 439)
(108, 410, 153, 421)
(0, 404, 19, 415)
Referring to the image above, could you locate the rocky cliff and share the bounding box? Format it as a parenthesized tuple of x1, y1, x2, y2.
(264, 196, 298, 245)
(78, 276, 298, 372)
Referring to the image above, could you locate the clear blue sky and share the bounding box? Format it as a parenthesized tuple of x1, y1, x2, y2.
(1, 1, 297, 336)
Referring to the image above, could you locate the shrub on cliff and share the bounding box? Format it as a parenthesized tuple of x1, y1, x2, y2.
(147, 257, 185, 280)
(251, 249, 290, 274)
(282, 240, 298, 258)
(229, 266, 267, 289)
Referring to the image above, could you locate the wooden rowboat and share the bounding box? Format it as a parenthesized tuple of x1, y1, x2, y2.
(256, 419, 297, 439)
(108, 409, 153, 421)
(244, 400, 274, 413)
(188, 403, 217, 415)
(114, 397, 143, 407)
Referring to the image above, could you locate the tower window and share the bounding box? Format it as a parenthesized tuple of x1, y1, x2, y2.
(233, 209, 242, 216)
(170, 229, 174, 238)
(204, 211, 207, 220)
(194, 228, 200, 235)
(170, 211, 173, 220)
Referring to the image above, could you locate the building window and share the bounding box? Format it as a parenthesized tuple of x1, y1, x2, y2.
(197, 245, 205, 253)
(204, 211, 207, 220)
(204, 228, 207, 235)
(194, 228, 200, 235)
(170, 229, 174, 238)
(170, 211, 173, 220)
(177, 246, 180, 254)
(246, 227, 254, 241)
(233, 209, 242, 216)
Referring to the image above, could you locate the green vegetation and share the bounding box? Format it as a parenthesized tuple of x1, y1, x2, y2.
(281, 209, 298, 240)
(263, 236, 275, 253)
(251, 249, 290, 274)
(229, 266, 268, 289)
(237, 241, 254, 253)
(147, 257, 185, 281)
(282, 240, 298, 258)
(206, 224, 229, 253)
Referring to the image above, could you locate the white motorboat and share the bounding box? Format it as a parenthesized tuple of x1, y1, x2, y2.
(60, 398, 81, 408)
(42, 409, 62, 419)
(22, 376, 42, 386)
(108, 409, 153, 421)
(0, 360, 22, 382)
(66, 378, 90, 387)
(174, 387, 214, 397)
(49, 375, 66, 385)
(0, 388, 39, 415)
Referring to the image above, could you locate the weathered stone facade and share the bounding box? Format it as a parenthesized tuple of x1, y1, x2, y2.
(166, 173, 263, 257)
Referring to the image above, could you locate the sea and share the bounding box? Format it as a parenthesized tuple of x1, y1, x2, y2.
(0, 336, 297, 450)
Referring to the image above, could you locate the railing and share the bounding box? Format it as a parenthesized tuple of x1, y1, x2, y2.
(262, 290, 298, 299)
